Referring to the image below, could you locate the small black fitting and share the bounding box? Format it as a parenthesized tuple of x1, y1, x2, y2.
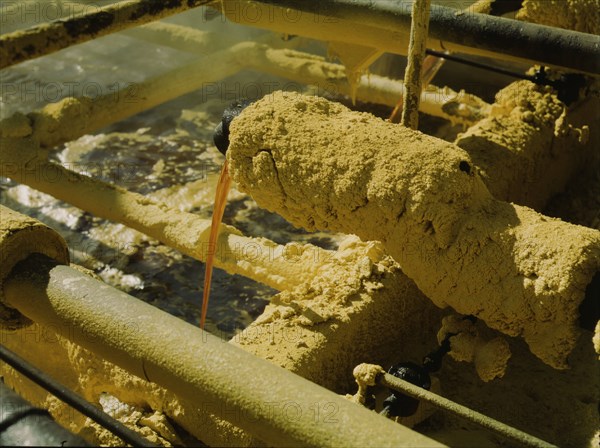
(381, 315, 477, 418)
(381, 362, 431, 418)
(364, 392, 377, 411)
(213, 99, 253, 155)
(531, 67, 587, 106)
(422, 336, 453, 373)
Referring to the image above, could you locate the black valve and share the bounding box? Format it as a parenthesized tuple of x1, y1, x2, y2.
(213, 99, 253, 155)
(381, 362, 431, 418)
(381, 315, 477, 418)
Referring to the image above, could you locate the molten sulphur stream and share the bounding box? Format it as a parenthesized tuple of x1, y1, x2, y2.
(200, 160, 232, 329)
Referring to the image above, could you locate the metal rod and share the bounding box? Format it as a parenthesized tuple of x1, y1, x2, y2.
(379, 372, 558, 448)
(401, 0, 431, 129)
(425, 49, 533, 80)
(0, 344, 157, 447)
(251, 0, 600, 75)
(0, 0, 212, 70)
(3, 254, 445, 448)
(389, 0, 494, 124)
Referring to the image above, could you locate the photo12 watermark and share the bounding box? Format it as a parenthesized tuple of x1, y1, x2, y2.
(0, 1, 102, 25)
(1, 81, 141, 105)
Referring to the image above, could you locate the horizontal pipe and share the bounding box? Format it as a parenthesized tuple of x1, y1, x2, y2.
(1, 32, 487, 151)
(225, 91, 600, 369)
(0, 0, 212, 70)
(247, 46, 489, 126)
(0, 137, 329, 292)
(235, 0, 599, 75)
(3, 254, 445, 448)
(122, 26, 491, 126)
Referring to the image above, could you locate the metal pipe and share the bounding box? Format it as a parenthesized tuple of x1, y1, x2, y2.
(379, 372, 558, 448)
(240, 45, 490, 127)
(2, 0, 597, 74)
(0, 138, 329, 292)
(13, 39, 247, 150)
(122, 24, 490, 125)
(3, 254, 445, 448)
(400, 0, 432, 129)
(0, 382, 91, 447)
(247, 0, 600, 75)
(0, 0, 212, 70)
(0, 345, 156, 447)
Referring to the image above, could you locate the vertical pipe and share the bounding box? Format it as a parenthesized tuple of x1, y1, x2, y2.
(401, 0, 432, 129)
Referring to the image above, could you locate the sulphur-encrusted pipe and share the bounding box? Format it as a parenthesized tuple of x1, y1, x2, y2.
(0, 39, 248, 150)
(3, 254, 445, 448)
(0, 205, 69, 329)
(0, 137, 329, 292)
(241, 45, 490, 127)
(226, 91, 600, 370)
(120, 25, 492, 127)
(0, 0, 212, 70)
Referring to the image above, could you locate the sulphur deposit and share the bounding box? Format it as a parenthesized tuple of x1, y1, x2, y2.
(227, 91, 600, 370)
